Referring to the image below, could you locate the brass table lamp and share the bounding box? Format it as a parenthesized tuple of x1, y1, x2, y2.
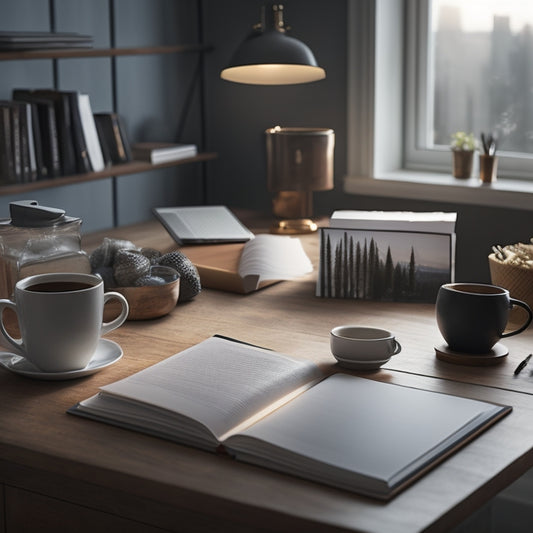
(266, 126, 334, 234)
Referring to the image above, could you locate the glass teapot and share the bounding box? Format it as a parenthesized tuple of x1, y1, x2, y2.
(0, 201, 91, 298)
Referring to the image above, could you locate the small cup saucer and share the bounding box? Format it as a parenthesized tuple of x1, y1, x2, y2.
(333, 355, 391, 370)
(0, 338, 123, 380)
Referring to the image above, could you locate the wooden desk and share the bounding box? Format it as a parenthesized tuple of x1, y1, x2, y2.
(1, 220, 533, 532)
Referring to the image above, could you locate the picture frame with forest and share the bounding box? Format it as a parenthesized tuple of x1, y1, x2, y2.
(316, 227, 455, 303)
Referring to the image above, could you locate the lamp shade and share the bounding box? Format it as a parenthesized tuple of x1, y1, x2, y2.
(220, 4, 326, 85)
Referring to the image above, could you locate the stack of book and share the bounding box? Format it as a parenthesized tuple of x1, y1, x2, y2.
(0, 31, 93, 51)
(0, 89, 132, 185)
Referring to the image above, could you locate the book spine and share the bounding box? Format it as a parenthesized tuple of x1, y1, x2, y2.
(15, 102, 34, 182)
(94, 113, 132, 164)
(65, 91, 92, 173)
(33, 100, 61, 179)
(24, 102, 38, 181)
(27, 101, 45, 180)
(54, 91, 77, 176)
(9, 104, 22, 182)
(77, 94, 105, 172)
(0, 103, 16, 184)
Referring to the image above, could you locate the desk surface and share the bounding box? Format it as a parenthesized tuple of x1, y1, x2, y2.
(1, 220, 533, 533)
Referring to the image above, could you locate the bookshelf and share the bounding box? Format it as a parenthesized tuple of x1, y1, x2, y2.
(0, 43, 216, 197)
(0, 43, 210, 61)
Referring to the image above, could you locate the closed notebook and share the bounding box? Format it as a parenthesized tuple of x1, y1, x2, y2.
(153, 205, 254, 245)
(132, 142, 197, 164)
(69, 336, 511, 500)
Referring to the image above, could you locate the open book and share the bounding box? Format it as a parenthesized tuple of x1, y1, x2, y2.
(182, 235, 313, 294)
(69, 336, 511, 500)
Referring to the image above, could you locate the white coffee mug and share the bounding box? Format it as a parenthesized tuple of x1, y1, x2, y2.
(0, 272, 129, 372)
(330, 325, 402, 362)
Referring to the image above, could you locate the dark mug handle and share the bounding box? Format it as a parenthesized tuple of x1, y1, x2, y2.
(501, 298, 533, 338)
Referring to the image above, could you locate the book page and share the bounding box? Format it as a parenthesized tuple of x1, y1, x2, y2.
(100, 336, 322, 441)
(238, 235, 313, 284)
(225, 374, 509, 497)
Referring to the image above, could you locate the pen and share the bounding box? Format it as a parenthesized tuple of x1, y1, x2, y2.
(514, 353, 532, 376)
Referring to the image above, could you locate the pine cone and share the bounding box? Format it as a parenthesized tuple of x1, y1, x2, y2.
(113, 249, 151, 286)
(159, 251, 201, 301)
(141, 247, 162, 264)
(90, 238, 137, 270)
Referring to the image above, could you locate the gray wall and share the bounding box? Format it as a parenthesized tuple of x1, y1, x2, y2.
(1, 0, 531, 283)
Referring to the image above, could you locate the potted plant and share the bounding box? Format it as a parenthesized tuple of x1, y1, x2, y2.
(450, 131, 478, 179)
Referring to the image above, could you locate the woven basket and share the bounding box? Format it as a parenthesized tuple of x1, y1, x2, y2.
(488, 253, 533, 327)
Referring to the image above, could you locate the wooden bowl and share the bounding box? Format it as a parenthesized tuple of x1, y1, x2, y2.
(104, 278, 180, 321)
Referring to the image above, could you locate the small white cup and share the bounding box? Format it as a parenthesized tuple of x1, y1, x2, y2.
(0, 272, 129, 372)
(330, 325, 401, 362)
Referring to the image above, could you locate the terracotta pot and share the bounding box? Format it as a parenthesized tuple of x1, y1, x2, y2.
(452, 150, 473, 179)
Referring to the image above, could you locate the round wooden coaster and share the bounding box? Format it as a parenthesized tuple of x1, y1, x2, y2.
(434, 343, 508, 366)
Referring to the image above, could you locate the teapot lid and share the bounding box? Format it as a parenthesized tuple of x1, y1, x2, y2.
(9, 200, 69, 227)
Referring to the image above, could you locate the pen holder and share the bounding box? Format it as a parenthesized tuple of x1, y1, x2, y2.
(479, 154, 497, 183)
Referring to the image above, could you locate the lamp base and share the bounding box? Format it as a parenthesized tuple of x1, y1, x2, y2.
(270, 218, 318, 234)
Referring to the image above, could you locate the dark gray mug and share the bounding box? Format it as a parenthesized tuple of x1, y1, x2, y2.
(436, 283, 532, 354)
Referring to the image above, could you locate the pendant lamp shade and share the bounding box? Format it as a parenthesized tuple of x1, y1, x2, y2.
(221, 4, 326, 85)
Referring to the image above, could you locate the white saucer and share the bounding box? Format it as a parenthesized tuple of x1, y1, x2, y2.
(334, 355, 391, 370)
(0, 339, 123, 380)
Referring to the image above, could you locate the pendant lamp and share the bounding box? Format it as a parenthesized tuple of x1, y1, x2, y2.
(220, 3, 326, 85)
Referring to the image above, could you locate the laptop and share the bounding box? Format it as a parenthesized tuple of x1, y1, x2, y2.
(153, 206, 254, 245)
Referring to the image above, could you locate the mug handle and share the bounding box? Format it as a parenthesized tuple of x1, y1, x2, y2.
(101, 292, 129, 335)
(392, 339, 402, 355)
(501, 298, 533, 338)
(0, 299, 25, 353)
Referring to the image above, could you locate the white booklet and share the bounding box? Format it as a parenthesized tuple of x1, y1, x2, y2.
(330, 210, 457, 233)
(69, 336, 511, 500)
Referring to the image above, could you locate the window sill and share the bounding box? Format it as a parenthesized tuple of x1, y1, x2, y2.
(343, 171, 533, 211)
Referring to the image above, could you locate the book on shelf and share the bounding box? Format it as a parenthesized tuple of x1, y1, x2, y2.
(132, 142, 198, 164)
(63, 91, 92, 174)
(94, 112, 132, 165)
(181, 234, 313, 294)
(77, 94, 105, 172)
(0, 31, 93, 51)
(68, 335, 512, 500)
(13, 90, 61, 179)
(16, 101, 38, 182)
(32, 89, 78, 175)
(317, 210, 457, 303)
(0, 103, 16, 184)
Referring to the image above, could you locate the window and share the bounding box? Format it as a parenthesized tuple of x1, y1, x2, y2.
(405, 0, 533, 180)
(346, 0, 533, 207)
